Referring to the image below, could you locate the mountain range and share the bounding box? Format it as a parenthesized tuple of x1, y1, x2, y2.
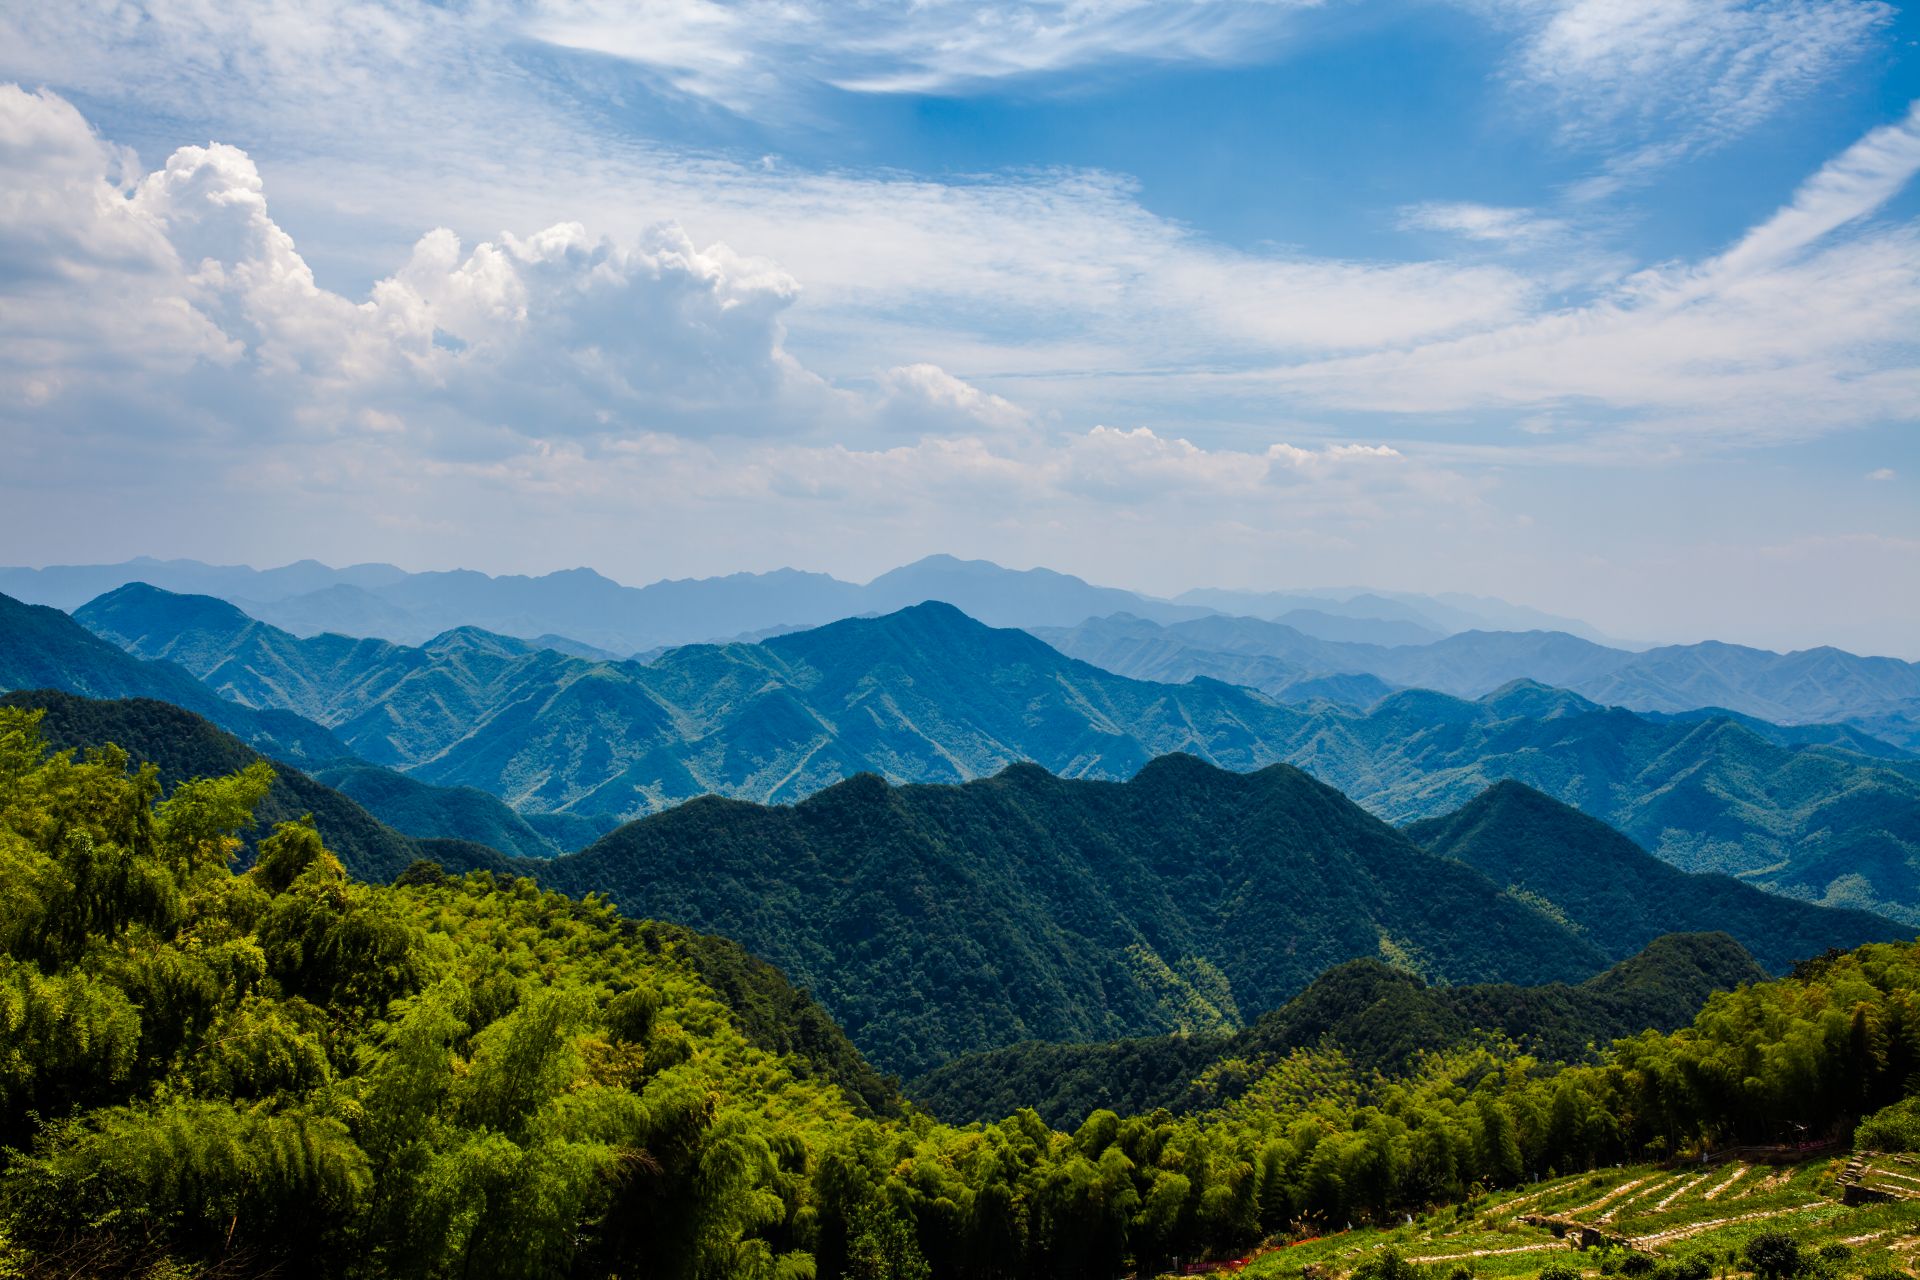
(0, 554, 1607, 653)
(0, 677, 1901, 1085)
(1036, 613, 1920, 747)
(55, 582, 1920, 921)
(454, 757, 1898, 1077)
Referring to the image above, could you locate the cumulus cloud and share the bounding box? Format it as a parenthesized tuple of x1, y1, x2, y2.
(0, 88, 840, 442)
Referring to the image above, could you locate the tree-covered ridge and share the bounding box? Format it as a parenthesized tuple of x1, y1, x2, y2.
(3, 708, 1920, 1280)
(509, 757, 1899, 1077)
(519, 756, 1616, 1076)
(0, 689, 527, 882)
(909, 933, 1769, 1128)
(1405, 780, 1901, 973)
(59, 586, 1920, 920)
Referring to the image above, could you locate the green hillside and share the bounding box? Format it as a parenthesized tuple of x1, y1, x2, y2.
(0, 689, 425, 881)
(4, 705, 1918, 1280)
(64, 587, 1920, 920)
(526, 756, 1610, 1075)
(312, 762, 561, 859)
(909, 933, 1769, 1127)
(1404, 781, 1904, 972)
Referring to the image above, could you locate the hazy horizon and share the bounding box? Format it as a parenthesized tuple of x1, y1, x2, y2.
(11, 548, 1920, 659)
(3, 3, 1917, 658)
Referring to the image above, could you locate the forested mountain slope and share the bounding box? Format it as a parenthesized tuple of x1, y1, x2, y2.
(1404, 780, 1906, 970)
(522, 757, 1608, 1075)
(66, 586, 1920, 920)
(497, 757, 1900, 1076)
(911, 931, 1770, 1127)
(5, 702, 1919, 1280)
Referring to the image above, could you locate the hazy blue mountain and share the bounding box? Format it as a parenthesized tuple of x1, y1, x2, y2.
(0, 557, 407, 611)
(0, 590, 348, 766)
(508, 756, 1616, 1075)
(71, 583, 1920, 920)
(1170, 585, 1616, 642)
(4, 553, 1612, 656)
(1042, 613, 1920, 743)
(237, 582, 424, 640)
(1271, 608, 1443, 646)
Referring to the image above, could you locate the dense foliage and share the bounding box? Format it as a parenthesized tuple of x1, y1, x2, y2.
(912, 934, 1768, 1127)
(60, 586, 1920, 921)
(2, 708, 1918, 1280)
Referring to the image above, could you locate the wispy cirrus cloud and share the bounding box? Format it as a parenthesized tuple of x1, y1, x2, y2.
(521, 0, 1325, 105)
(1473, 0, 1892, 189)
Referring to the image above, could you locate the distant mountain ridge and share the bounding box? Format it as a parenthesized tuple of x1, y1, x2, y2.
(1037, 613, 1920, 747)
(62, 584, 1920, 922)
(2, 553, 1598, 654)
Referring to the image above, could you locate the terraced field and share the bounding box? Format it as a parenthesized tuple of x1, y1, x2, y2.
(1238, 1157, 1919, 1280)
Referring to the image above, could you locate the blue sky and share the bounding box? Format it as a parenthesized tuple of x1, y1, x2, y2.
(1, 0, 1918, 654)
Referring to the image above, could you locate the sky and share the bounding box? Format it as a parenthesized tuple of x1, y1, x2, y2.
(1, 1, 1917, 656)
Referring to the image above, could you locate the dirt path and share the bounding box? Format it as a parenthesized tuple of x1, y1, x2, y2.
(1654, 1177, 1703, 1212)
(1701, 1166, 1748, 1201)
(1569, 1176, 1653, 1219)
(1409, 1243, 1566, 1263)
(1631, 1202, 1826, 1250)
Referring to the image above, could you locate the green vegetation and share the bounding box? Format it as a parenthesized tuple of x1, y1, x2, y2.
(1405, 782, 1892, 974)
(61, 586, 1920, 921)
(311, 762, 562, 859)
(2, 706, 1919, 1280)
(2, 689, 426, 881)
(1233, 1157, 1918, 1280)
(912, 934, 1769, 1127)
(518, 757, 1617, 1076)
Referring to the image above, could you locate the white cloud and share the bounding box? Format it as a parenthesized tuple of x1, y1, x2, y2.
(1252, 101, 1920, 445)
(877, 363, 1031, 434)
(521, 0, 1322, 107)
(1398, 201, 1565, 244)
(0, 91, 847, 442)
(1475, 0, 1891, 182)
(1868, 467, 1896, 480)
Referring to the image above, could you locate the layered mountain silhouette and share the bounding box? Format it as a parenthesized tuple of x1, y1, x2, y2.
(63, 579, 1920, 921)
(1, 554, 1600, 653)
(911, 932, 1772, 1127)
(1039, 613, 1920, 747)
(0, 591, 347, 766)
(57, 584, 1920, 919)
